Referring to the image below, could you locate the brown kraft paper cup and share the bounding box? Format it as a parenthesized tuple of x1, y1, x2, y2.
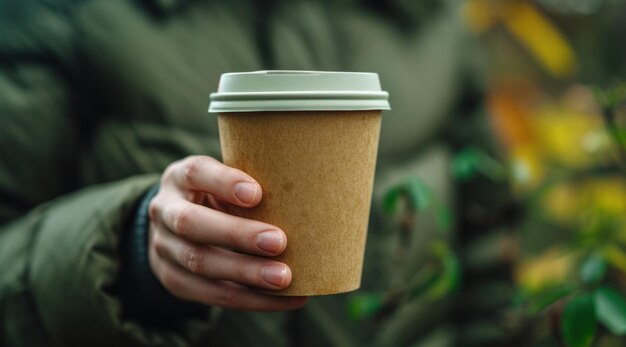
(218, 110, 382, 296)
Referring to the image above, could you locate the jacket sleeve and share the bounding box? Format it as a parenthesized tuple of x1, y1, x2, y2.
(0, 2, 217, 346)
(0, 176, 220, 347)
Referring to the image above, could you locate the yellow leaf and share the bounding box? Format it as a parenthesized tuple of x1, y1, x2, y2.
(585, 179, 626, 216)
(503, 1, 576, 78)
(515, 248, 576, 292)
(541, 182, 581, 224)
(541, 178, 626, 226)
(533, 107, 605, 168)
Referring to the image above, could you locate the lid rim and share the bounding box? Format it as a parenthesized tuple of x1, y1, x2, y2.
(208, 99, 391, 113)
(210, 91, 390, 101)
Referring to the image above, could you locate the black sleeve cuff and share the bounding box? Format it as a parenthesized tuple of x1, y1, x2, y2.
(117, 184, 205, 325)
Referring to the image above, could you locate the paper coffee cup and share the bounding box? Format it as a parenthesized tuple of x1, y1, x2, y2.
(209, 71, 390, 296)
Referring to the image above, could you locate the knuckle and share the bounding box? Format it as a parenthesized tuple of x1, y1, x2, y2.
(151, 229, 167, 258)
(183, 156, 206, 186)
(148, 198, 161, 221)
(161, 161, 181, 184)
(171, 204, 194, 237)
(232, 257, 250, 283)
(217, 163, 235, 180)
(219, 288, 241, 309)
(208, 159, 237, 185)
(181, 245, 205, 274)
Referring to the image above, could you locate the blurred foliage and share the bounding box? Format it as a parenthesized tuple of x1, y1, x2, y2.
(348, 177, 460, 321)
(374, 0, 626, 345)
(489, 81, 626, 346)
(354, 0, 626, 345)
(383, 177, 454, 233)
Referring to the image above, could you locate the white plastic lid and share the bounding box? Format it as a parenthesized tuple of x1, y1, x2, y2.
(208, 70, 390, 113)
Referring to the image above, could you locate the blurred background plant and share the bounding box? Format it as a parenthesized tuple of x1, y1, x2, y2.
(461, 0, 626, 345)
(349, 1, 626, 345)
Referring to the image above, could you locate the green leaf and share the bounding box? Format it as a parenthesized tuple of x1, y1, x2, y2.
(580, 254, 607, 284)
(452, 149, 479, 181)
(383, 186, 402, 215)
(385, 177, 452, 233)
(561, 294, 596, 347)
(405, 178, 433, 211)
(347, 293, 383, 320)
(405, 177, 452, 232)
(594, 286, 626, 336)
(427, 241, 461, 299)
(452, 148, 507, 182)
(527, 286, 573, 315)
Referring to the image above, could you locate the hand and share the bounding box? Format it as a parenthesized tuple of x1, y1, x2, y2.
(148, 155, 308, 311)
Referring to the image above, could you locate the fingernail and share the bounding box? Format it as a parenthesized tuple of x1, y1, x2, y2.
(261, 265, 287, 288)
(234, 182, 258, 204)
(256, 230, 285, 254)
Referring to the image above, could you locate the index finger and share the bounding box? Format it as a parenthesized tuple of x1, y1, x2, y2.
(174, 155, 262, 207)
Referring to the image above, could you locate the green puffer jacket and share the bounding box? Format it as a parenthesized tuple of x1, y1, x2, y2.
(0, 0, 493, 346)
